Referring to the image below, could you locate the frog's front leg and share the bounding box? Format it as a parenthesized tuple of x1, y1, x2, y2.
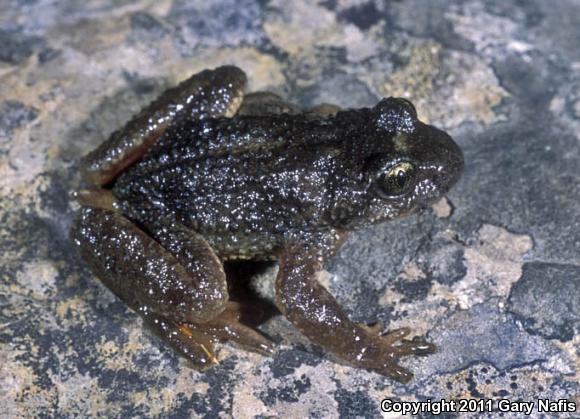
(72, 207, 272, 367)
(82, 65, 247, 186)
(275, 235, 435, 383)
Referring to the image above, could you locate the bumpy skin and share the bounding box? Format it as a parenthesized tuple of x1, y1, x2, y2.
(72, 66, 464, 382)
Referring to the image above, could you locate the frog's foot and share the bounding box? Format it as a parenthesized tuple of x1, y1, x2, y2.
(359, 323, 434, 355)
(186, 302, 275, 356)
(379, 327, 436, 357)
(144, 312, 219, 369)
(358, 322, 434, 379)
(144, 302, 274, 369)
(357, 328, 436, 382)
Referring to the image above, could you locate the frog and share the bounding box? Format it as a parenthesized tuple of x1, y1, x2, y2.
(72, 65, 464, 383)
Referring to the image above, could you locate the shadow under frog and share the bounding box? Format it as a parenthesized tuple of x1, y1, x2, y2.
(71, 66, 464, 383)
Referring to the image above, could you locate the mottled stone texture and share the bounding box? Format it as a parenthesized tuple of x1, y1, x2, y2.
(0, 0, 578, 417)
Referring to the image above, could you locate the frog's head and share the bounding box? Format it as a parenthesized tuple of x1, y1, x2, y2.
(329, 97, 464, 227)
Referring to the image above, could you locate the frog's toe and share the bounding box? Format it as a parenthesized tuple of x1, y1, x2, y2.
(379, 327, 411, 343)
(393, 336, 436, 357)
(380, 328, 436, 357)
(207, 318, 275, 356)
(378, 361, 414, 384)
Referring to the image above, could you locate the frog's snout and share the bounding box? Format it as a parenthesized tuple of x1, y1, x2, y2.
(415, 125, 464, 197)
(437, 131, 464, 191)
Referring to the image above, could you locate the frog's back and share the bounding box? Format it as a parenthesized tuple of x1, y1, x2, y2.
(111, 112, 368, 255)
(131, 112, 355, 167)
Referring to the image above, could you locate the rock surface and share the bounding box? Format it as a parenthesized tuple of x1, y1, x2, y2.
(1, 0, 578, 417)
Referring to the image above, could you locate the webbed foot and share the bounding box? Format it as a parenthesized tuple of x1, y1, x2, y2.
(361, 327, 435, 382)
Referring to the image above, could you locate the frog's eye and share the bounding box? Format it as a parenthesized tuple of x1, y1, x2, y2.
(377, 162, 416, 197)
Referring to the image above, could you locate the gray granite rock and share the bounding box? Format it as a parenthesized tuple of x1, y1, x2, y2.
(1, 0, 578, 417)
(509, 262, 580, 342)
(0, 101, 39, 140)
(425, 301, 561, 376)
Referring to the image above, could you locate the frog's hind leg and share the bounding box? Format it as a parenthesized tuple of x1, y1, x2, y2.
(72, 207, 272, 368)
(142, 217, 274, 358)
(72, 206, 229, 367)
(82, 66, 247, 186)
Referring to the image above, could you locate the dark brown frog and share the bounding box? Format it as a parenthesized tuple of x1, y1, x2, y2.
(72, 66, 464, 382)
